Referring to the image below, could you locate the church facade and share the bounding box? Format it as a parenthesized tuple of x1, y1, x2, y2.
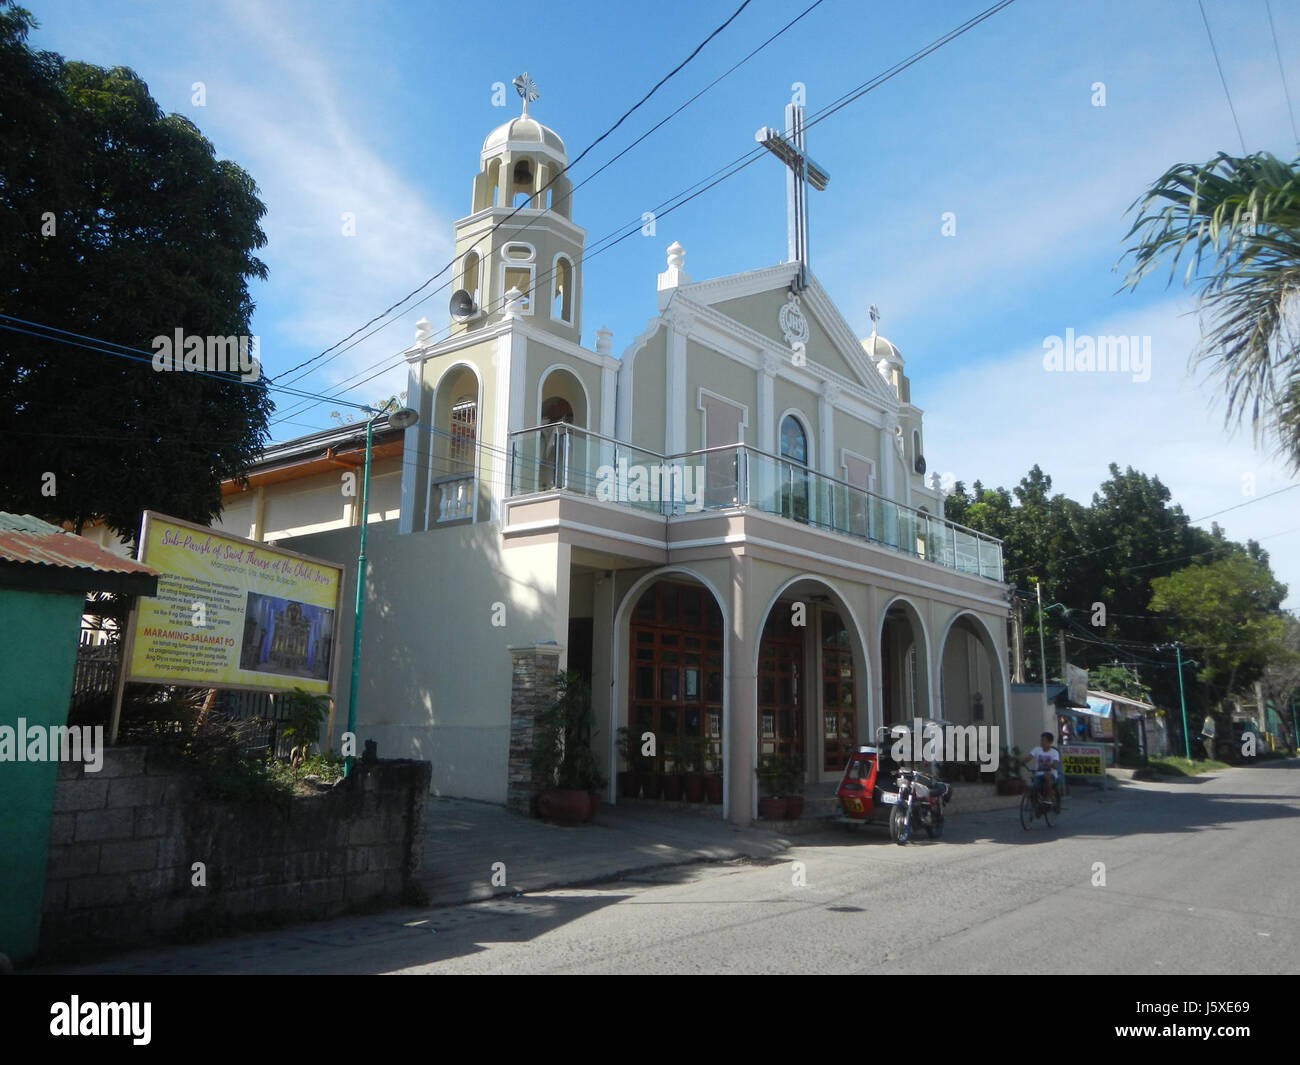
(281, 94, 1012, 824)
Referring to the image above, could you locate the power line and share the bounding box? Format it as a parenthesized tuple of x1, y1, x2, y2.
(272, 0, 830, 399)
(272, 0, 1019, 428)
(274, 0, 763, 384)
(1265, 0, 1299, 146)
(1189, 482, 1300, 522)
(1198, 0, 1247, 154)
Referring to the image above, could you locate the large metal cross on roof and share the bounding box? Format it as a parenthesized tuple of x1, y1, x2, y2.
(756, 103, 830, 293)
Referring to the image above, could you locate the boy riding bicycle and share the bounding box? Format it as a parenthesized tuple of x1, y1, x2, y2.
(1022, 732, 1060, 809)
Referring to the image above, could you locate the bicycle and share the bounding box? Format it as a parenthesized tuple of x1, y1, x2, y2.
(1019, 772, 1060, 830)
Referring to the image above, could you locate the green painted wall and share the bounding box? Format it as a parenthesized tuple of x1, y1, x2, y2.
(0, 587, 85, 963)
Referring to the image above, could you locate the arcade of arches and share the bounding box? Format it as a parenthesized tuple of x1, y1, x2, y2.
(624, 578, 1004, 790)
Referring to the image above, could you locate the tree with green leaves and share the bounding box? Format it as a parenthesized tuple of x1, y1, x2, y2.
(1149, 556, 1289, 706)
(1118, 150, 1300, 470)
(0, 2, 272, 542)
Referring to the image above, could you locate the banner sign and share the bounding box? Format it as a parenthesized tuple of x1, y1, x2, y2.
(1062, 744, 1105, 777)
(1066, 664, 1090, 707)
(126, 512, 342, 694)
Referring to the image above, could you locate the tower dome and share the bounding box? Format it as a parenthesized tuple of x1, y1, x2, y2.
(481, 115, 567, 167)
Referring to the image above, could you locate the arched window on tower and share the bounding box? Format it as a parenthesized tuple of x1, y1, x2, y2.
(779, 414, 810, 524)
(462, 251, 480, 305)
(552, 256, 573, 324)
(539, 395, 574, 491)
(449, 396, 477, 473)
(511, 158, 534, 209)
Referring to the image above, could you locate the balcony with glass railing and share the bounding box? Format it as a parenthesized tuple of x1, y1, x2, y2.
(507, 424, 1003, 581)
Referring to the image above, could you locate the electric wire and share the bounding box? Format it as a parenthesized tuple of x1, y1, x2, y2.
(1198, 0, 1248, 154)
(274, 0, 763, 383)
(270, 0, 832, 404)
(1264, 0, 1299, 146)
(271, 0, 1018, 427)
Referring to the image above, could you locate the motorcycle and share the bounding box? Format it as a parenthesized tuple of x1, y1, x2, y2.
(834, 724, 954, 844)
(887, 766, 952, 845)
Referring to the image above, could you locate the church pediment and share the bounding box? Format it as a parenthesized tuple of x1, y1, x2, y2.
(678, 265, 899, 406)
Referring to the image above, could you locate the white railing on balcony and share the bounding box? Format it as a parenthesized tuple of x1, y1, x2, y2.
(429, 471, 474, 525)
(507, 425, 1004, 581)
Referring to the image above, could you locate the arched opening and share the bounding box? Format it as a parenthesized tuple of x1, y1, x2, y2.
(429, 364, 479, 524)
(552, 256, 573, 323)
(756, 578, 870, 786)
(779, 413, 810, 523)
(879, 598, 931, 728)
(538, 367, 588, 491)
(627, 579, 725, 792)
(510, 158, 535, 208)
(938, 612, 1006, 734)
(461, 250, 480, 305)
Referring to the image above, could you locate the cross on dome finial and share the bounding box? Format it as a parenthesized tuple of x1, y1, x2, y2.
(513, 72, 539, 117)
(869, 304, 880, 331)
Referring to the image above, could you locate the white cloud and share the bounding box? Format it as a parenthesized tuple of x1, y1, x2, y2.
(924, 296, 1300, 609)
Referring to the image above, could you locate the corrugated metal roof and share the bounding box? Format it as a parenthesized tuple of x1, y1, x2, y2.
(0, 513, 158, 577)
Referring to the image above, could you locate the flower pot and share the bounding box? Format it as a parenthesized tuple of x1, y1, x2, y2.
(537, 788, 593, 823)
(618, 771, 640, 799)
(996, 778, 1025, 795)
(704, 774, 723, 804)
(784, 795, 804, 819)
(588, 791, 602, 818)
(661, 774, 684, 802)
(638, 771, 658, 799)
(683, 772, 705, 803)
(758, 796, 789, 820)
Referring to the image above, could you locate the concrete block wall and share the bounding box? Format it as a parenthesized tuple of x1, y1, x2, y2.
(40, 747, 431, 957)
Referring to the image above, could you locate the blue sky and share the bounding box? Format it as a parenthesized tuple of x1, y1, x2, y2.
(25, 0, 1300, 608)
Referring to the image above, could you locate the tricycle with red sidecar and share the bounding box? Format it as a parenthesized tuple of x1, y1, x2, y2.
(834, 725, 953, 843)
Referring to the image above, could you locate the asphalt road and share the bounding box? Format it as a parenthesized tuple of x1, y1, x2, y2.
(47, 760, 1299, 975)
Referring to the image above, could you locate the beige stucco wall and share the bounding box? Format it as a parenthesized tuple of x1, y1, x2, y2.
(685, 340, 757, 452)
(627, 326, 668, 452)
(713, 289, 859, 384)
(284, 519, 568, 803)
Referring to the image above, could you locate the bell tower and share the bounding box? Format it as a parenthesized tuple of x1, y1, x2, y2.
(449, 74, 585, 342)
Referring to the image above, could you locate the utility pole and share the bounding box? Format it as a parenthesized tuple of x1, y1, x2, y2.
(1036, 582, 1050, 734)
(1011, 596, 1025, 684)
(1173, 642, 1191, 760)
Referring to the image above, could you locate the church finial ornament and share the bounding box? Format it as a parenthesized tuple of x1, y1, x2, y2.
(513, 72, 539, 117)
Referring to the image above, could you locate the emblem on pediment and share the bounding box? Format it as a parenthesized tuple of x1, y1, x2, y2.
(779, 293, 809, 347)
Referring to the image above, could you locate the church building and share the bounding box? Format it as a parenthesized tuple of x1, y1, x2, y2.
(242, 84, 1013, 824)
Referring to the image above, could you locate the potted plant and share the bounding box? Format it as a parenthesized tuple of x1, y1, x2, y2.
(681, 736, 707, 803)
(995, 746, 1024, 794)
(531, 672, 606, 822)
(755, 753, 790, 820)
(616, 726, 641, 799)
(661, 740, 685, 801)
(704, 748, 724, 805)
(783, 755, 805, 819)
